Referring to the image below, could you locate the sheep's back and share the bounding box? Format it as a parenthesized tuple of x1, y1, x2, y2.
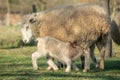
(33, 4, 110, 47)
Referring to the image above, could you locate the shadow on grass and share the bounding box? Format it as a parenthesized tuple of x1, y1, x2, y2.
(104, 59, 120, 70)
(90, 58, 120, 71)
(0, 70, 120, 80)
(0, 39, 37, 49)
(0, 58, 120, 80)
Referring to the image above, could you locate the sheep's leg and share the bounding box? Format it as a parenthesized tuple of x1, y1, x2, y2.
(96, 42, 106, 70)
(47, 58, 59, 71)
(31, 51, 45, 70)
(105, 34, 112, 58)
(72, 61, 79, 71)
(90, 45, 99, 68)
(83, 48, 90, 72)
(99, 47, 105, 70)
(81, 45, 98, 70)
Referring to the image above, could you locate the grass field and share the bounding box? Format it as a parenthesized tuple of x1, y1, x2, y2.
(0, 45, 120, 80)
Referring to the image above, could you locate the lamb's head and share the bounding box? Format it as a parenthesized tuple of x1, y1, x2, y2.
(20, 13, 40, 44)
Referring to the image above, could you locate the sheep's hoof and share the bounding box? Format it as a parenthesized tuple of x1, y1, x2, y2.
(95, 64, 103, 71)
(75, 68, 79, 72)
(99, 62, 104, 70)
(83, 69, 89, 72)
(99, 67, 104, 71)
(97, 64, 104, 71)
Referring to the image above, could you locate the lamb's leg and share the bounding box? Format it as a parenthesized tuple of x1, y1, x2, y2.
(83, 48, 90, 72)
(47, 65, 52, 70)
(46, 55, 54, 70)
(31, 51, 45, 70)
(64, 58, 72, 72)
(47, 58, 59, 71)
(90, 45, 99, 68)
(72, 61, 79, 71)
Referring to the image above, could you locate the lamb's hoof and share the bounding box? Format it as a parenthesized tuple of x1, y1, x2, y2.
(47, 66, 52, 71)
(53, 67, 59, 71)
(75, 68, 79, 72)
(65, 69, 70, 73)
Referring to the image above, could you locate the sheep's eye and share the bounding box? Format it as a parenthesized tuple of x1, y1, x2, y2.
(26, 26, 29, 31)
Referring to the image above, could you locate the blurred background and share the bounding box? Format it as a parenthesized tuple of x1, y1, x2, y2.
(0, 0, 120, 48)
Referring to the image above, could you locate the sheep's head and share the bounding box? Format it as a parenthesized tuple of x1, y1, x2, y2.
(20, 13, 37, 44)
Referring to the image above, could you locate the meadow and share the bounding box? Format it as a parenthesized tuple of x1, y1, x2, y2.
(0, 26, 120, 80)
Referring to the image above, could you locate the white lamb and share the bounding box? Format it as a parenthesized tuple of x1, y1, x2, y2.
(32, 36, 84, 72)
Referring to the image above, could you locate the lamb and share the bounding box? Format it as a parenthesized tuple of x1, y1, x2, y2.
(20, 3, 110, 71)
(32, 36, 83, 72)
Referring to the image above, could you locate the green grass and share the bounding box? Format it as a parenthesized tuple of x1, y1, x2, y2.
(0, 26, 22, 48)
(0, 46, 120, 80)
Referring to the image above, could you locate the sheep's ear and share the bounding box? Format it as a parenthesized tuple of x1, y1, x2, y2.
(29, 13, 38, 23)
(29, 18, 37, 23)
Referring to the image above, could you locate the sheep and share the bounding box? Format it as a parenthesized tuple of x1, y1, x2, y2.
(111, 12, 120, 45)
(32, 36, 83, 72)
(20, 3, 110, 71)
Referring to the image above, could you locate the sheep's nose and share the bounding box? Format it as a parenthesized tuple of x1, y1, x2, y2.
(25, 40, 27, 43)
(23, 40, 27, 44)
